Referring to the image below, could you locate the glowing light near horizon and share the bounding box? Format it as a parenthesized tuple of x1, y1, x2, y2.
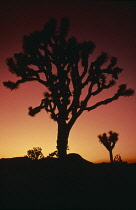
(0, 1, 135, 163)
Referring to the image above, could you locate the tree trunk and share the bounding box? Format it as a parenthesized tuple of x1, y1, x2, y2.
(57, 121, 70, 159)
(109, 150, 113, 163)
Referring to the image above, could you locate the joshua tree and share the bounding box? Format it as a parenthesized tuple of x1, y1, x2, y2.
(3, 18, 134, 158)
(98, 131, 119, 162)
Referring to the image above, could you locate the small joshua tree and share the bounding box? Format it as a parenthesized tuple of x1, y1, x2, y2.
(98, 131, 118, 163)
(27, 147, 44, 160)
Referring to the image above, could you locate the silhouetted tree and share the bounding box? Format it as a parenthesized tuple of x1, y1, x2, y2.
(98, 131, 119, 162)
(27, 147, 44, 160)
(3, 18, 134, 158)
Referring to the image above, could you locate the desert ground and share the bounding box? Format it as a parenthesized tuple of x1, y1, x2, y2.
(0, 154, 136, 209)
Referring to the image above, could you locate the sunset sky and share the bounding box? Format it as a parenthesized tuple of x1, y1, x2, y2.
(0, 0, 136, 163)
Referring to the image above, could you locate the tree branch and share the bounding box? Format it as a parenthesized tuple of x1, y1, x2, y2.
(86, 95, 119, 111)
(3, 77, 47, 90)
(85, 84, 134, 111)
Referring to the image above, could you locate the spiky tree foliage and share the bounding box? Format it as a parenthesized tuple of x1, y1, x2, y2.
(98, 131, 119, 162)
(3, 18, 134, 158)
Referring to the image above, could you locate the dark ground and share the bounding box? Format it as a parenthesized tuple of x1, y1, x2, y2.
(0, 153, 136, 210)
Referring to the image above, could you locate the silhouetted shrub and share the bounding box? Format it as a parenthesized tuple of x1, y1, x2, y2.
(27, 147, 44, 160)
(47, 150, 58, 158)
(47, 146, 69, 158)
(114, 154, 122, 163)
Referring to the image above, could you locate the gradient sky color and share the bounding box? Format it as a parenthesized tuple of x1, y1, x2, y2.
(0, 0, 136, 163)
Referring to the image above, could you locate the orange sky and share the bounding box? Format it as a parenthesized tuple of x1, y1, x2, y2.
(0, 0, 136, 163)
